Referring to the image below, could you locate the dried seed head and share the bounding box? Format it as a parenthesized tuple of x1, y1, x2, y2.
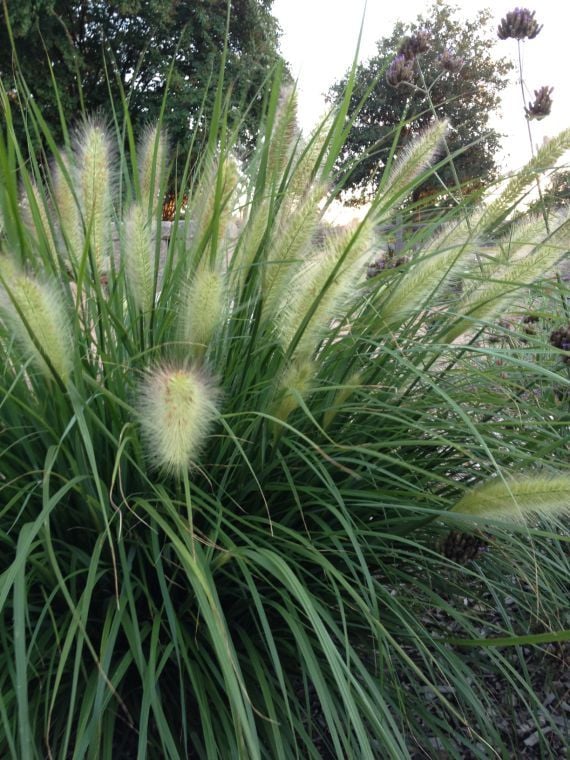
(439, 530, 487, 564)
(498, 8, 542, 40)
(386, 55, 415, 88)
(438, 48, 465, 74)
(398, 30, 430, 59)
(524, 86, 553, 120)
(138, 365, 220, 476)
(367, 255, 409, 279)
(550, 325, 570, 363)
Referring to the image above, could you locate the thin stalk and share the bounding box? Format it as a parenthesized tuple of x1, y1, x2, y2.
(182, 468, 195, 559)
(516, 40, 549, 234)
(515, 41, 570, 319)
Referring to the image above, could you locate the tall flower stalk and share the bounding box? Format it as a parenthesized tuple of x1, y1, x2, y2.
(497, 8, 551, 228)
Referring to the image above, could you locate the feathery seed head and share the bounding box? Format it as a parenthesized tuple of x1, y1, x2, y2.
(440, 210, 570, 343)
(476, 128, 570, 232)
(138, 124, 169, 216)
(277, 221, 373, 357)
(375, 219, 477, 328)
(267, 86, 301, 182)
(124, 202, 156, 312)
(189, 153, 240, 263)
(52, 152, 84, 268)
(272, 360, 315, 424)
(288, 117, 332, 198)
(1, 266, 73, 384)
(76, 119, 113, 272)
(452, 475, 570, 523)
(180, 266, 225, 352)
(380, 120, 448, 204)
(138, 365, 220, 476)
(262, 181, 326, 314)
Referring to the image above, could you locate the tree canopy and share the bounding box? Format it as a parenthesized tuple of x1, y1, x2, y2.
(0, 0, 286, 156)
(533, 169, 570, 213)
(327, 1, 512, 206)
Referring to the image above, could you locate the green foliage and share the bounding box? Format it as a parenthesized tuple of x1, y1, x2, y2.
(529, 166, 570, 215)
(328, 0, 512, 205)
(0, 79, 569, 758)
(0, 0, 286, 158)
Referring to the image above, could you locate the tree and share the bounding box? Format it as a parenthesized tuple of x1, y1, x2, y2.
(328, 1, 512, 206)
(532, 168, 570, 213)
(0, 1, 286, 157)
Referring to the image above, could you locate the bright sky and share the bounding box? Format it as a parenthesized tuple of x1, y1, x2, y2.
(273, 0, 569, 174)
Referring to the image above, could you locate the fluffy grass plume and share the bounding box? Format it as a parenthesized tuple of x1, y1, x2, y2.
(123, 202, 155, 313)
(188, 153, 240, 264)
(262, 181, 326, 313)
(266, 85, 300, 184)
(442, 209, 570, 341)
(52, 151, 84, 268)
(376, 219, 478, 328)
(287, 115, 331, 198)
(138, 123, 169, 217)
(452, 475, 570, 522)
(277, 220, 373, 358)
(179, 266, 226, 353)
(476, 127, 570, 231)
(76, 119, 113, 272)
(0, 262, 73, 384)
(272, 359, 316, 424)
(378, 119, 448, 206)
(138, 365, 219, 476)
(21, 181, 58, 262)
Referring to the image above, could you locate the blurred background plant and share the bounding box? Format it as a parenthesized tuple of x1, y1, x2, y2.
(0, 0, 289, 166)
(0, 6, 569, 759)
(327, 1, 512, 212)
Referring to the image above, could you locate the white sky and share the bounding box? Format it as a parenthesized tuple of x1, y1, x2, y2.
(273, 0, 569, 174)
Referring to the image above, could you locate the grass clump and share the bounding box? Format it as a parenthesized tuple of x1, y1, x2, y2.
(0, 82, 568, 758)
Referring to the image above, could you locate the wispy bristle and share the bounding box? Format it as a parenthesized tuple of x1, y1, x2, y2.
(378, 120, 448, 207)
(0, 263, 73, 384)
(277, 220, 373, 359)
(138, 365, 220, 476)
(180, 266, 225, 352)
(452, 475, 570, 522)
(272, 360, 316, 424)
(21, 181, 58, 262)
(52, 152, 84, 268)
(138, 124, 169, 217)
(76, 119, 113, 272)
(124, 202, 155, 313)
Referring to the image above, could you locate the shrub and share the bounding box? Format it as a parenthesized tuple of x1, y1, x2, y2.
(0, 83, 569, 757)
